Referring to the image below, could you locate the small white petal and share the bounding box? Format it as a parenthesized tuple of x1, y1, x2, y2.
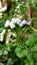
(19, 20, 28, 27)
(16, 19, 22, 24)
(11, 18, 21, 24)
(22, 2, 24, 4)
(0, 34, 3, 42)
(10, 22, 15, 29)
(7, 29, 11, 38)
(16, 6, 20, 9)
(22, 20, 28, 24)
(27, 22, 32, 25)
(18, 4, 21, 6)
(12, 33, 17, 37)
(6, 40, 9, 44)
(11, 18, 16, 23)
(16, 4, 21, 9)
(19, 23, 23, 27)
(1, 29, 6, 35)
(8, 33, 11, 38)
(5, 20, 10, 27)
(13, 18, 21, 24)
(0, 29, 6, 42)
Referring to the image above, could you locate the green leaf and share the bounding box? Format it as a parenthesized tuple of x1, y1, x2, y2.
(31, 45, 37, 51)
(15, 47, 28, 58)
(0, 50, 3, 56)
(6, 58, 13, 65)
(3, 50, 8, 55)
(0, 63, 4, 65)
(25, 34, 37, 47)
(25, 60, 34, 65)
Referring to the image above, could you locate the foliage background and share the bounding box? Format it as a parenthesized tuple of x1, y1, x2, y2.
(0, 0, 37, 65)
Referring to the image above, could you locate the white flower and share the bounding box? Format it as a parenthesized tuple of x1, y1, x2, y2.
(5, 20, 10, 27)
(27, 22, 32, 25)
(19, 20, 28, 27)
(9, 22, 15, 29)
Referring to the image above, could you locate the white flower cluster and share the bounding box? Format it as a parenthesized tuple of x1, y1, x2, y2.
(0, 18, 32, 43)
(5, 18, 32, 29)
(5, 18, 22, 29)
